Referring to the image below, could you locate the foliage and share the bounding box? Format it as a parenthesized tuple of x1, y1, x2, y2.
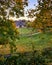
(0, 0, 28, 53)
(26, 21, 34, 28)
(0, 47, 52, 65)
(0, 0, 28, 18)
(33, 0, 52, 32)
(0, 17, 19, 53)
(42, 47, 52, 60)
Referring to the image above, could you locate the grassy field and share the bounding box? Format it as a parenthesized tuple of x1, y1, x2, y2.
(0, 28, 52, 54)
(16, 31, 52, 52)
(18, 27, 35, 34)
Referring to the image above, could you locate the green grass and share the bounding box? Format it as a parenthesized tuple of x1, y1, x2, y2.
(18, 27, 35, 34)
(16, 31, 52, 52)
(0, 28, 52, 54)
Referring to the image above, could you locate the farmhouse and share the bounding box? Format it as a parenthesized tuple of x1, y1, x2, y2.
(15, 20, 26, 28)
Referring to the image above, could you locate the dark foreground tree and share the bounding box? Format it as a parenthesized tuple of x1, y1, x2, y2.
(0, 0, 28, 53)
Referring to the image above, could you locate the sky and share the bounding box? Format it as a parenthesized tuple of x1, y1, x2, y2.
(24, 0, 38, 16)
(26, 0, 38, 9)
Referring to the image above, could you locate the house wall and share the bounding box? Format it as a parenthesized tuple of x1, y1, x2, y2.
(15, 20, 26, 28)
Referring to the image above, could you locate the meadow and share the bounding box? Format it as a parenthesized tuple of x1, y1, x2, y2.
(16, 28, 52, 52)
(0, 27, 52, 54)
(0, 28, 52, 65)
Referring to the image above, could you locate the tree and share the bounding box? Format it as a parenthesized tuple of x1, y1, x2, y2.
(0, 0, 28, 18)
(0, 17, 19, 53)
(33, 0, 52, 32)
(27, 9, 36, 18)
(0, 0, 28, 53)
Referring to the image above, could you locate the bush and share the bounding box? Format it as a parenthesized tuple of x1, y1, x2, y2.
(0, 48, 52, 65)
(29, 51, 46, 65)
(42, 47, 52, 59)
(42, 47, 52, 63)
